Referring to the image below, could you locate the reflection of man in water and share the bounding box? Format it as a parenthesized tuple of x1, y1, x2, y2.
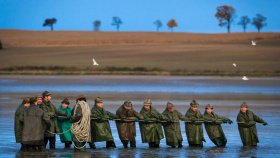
(185, 100, 206, 147)
(116, 100, 144, 148)
(14, 97, 30, 151)
(237, 102, 268, 146)
(20, 97, 51, 151)
(204, 104, 233, 147)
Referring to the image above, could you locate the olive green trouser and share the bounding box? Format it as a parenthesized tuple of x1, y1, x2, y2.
(74, 142, 86, 152)
(211, 136, 227, 147)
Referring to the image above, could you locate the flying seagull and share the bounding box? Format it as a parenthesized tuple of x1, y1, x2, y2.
(251, 40, 257, 46)
(92, 58, 99, 66)
(242, 76, 249, 80)
(233, 63, 237, 67)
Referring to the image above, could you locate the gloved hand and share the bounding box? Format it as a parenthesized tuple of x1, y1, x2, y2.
(223, 119, 228, 123)
(119, 118, 125, 122)
(135, 118, 139, 122)
(212, 120, 216, 123)
(156, 119, 161, 123)
(97, 117, 102, 120)
(109, 117, 113, 120)
(263, 122, 268, 126)
(66, 115, 72, 120)
(104, 115, 110, 119)
(167, 119, 174, 123)
(228, 120, 233, 124)
(143, 118, 149, 123)
(191, 119, 195, 123)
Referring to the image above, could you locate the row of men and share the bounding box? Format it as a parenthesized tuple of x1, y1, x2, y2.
(15, 91, 268, 152)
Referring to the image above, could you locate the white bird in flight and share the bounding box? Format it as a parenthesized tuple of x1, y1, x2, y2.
(233, 63, 237, 67)
(92, 58, 99, 66)
(242, 76, 249, 80)
(251, 40, 257, 46)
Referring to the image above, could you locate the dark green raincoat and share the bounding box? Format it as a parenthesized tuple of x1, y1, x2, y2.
(91, 104, 119, 142)
(40, 100, 66, 137)
(139, 106, 165, 143)
(57, 105, 73, 142)
(203, 111, 230, 146)
(185, 108, 206, 145)
(14, 104, 26, 143)
(237, 110, 265, 146)
(162, 109, 190, 146)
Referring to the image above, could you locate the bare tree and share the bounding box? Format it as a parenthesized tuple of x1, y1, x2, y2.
(43, 18, 57, 31)
(252, 14, 267, 32)
(112, 17, 122, 31)
(93, 20, 101, 31)
(238, 16, 250, 32)
(167, 19, 178, 32)
(215, 5, 235, 33)
(153, 20, 162, 32)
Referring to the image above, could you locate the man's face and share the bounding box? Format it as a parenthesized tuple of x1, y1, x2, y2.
(44, 95, 52, 102)
(37, 97, 42, 105)
(62, 103, 68, 109)
(168, 108, 175, 112)
(24, 103, 30, 108)
(96, 102, 103, 108)
(191, 106, 197, 112)
(34, 101, 38, 105)
(144, 105, 150, 110)
(206, 108, 212, 114)
(241, 107, 247, 113)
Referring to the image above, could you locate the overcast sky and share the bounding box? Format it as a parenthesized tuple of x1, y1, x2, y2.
(1, 0, 279, 33)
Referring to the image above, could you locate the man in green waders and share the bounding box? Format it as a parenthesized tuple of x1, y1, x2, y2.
(162, 102, 190, 148)
(71, 95, 91, 152)
(90, 97, 120, 148)
(203, 104, 233, 147)
(14, 97, 30, 151)
(237, 102, 268, 146)
(139, 99, 166, 148)
(185, 100, 206, 147)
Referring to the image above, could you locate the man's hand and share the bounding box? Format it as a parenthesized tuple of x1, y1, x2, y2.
(135, 118, 139, 122)
(143, 118, 149, 123)
(97, 117, 102, 120)
(156, 119, 161, 123)
(223, 119, 228, 123)
(167, 119, 174, 123)
(263, 122, 268, 126)
(228, 120, 233, 124)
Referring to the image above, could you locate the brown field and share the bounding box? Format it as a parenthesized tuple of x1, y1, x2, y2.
(0, 29, 279, 75)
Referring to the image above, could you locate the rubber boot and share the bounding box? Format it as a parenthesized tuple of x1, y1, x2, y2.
(149, 142, 155, 148)
(122, 140, 128, 148)
(20, 143, 25, 151)
(38, 145, 45, 152)
(89, 142, 96, 149)
(178, 141, 183, 148)
(106, 141, 116, 148)
(65, 141, 72, 149)
(49, 137, 56, 150)
(74, 142, 86, 152)
(154, 141, 160, 148)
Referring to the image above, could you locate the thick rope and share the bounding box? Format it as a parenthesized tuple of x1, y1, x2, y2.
(71, 101, 91, 149)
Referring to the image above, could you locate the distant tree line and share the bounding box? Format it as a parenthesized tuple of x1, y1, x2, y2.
(42, 5, 267, 33)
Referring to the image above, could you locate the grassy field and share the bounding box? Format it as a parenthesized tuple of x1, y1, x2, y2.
(0, 30, 279, 76)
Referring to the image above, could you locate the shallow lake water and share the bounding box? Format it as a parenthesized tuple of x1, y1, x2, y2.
(0, 75, 279, 158)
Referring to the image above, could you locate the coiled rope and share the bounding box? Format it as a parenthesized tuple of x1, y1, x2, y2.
(71, 101, 91, 149)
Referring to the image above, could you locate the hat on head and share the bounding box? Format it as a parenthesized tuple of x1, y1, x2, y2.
(42, 91, 51, 97)
(205, 104, 213, 109)
(61, 98, 70, 105)
(190, 100, 199, 107)
(144, 99, 152, 106)
(35, 94, 43, 99)
(240, 102, 248, 108)
(167, 102, 175, 109)
(76, 94, 86, 101)
(95, 97, 103, 103)
(124, 100, 132, 110)
(29, 97, 37, 103)
(22, 97, 30, 104)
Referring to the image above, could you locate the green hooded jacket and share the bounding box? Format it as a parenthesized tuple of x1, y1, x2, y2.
(90, 104, 119, 142)
(40, 100, 66, 137)
(162, 109, 190, 146)
(237, 110, 265, 146)
(139, 106, 165, 143)
(203, 111, 229, 140)
(14, 104, 26, 143)
(185, 108, 206, 145)
(57, 105, 73, 142)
